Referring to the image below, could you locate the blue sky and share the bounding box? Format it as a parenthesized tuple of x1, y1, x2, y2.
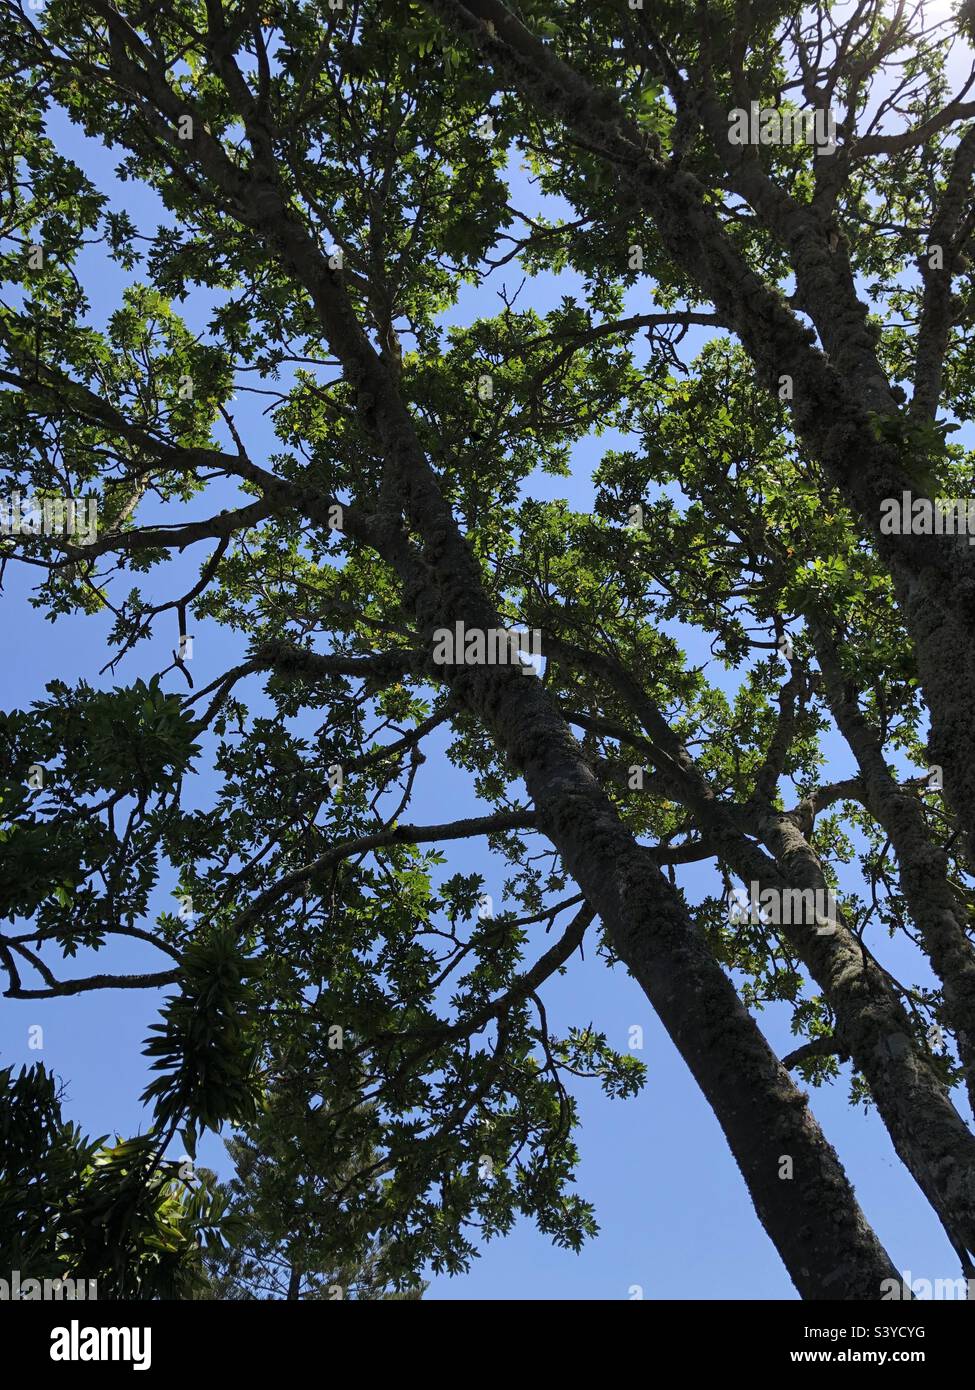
(0, 71, 970, 1301)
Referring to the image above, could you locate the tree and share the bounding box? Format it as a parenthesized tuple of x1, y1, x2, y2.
(0, 1060, 228, 1298)
(199, 1065, 426, 1300)
(3, 0, 975, 1298)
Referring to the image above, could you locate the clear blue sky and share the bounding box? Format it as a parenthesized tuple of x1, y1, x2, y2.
(0, 90, 968, 1301)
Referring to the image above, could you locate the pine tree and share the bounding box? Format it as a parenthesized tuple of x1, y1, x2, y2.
(199, 1071, 425, 1301)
